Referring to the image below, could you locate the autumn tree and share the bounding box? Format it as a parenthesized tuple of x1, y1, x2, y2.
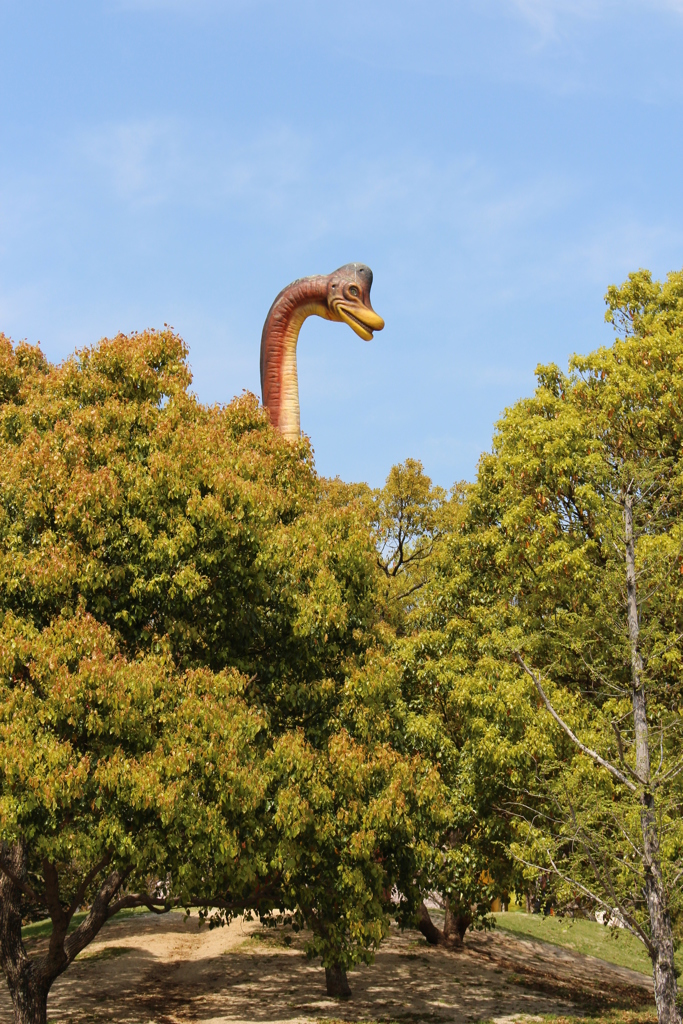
(370, 272, 683, 1024)
(0, 613, 270, 1022)
(0, 330, 443, 1021)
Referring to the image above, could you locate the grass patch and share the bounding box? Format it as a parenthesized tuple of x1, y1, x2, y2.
(541, 1011, 657, 1024)
(22, 905, 153, 941)
(493, 911, 666, 976)
(75, 946, 131, 964)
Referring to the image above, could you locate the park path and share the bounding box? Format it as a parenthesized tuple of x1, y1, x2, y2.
(0, 912, 654, 1024)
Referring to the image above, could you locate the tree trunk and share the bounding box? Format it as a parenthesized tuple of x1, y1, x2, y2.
(325, 964, 351, 997)
(417, 901, 442, 945)
(643, 792, 680, 1024)
(0, 842, 49, 1024)
(624, 493, 681, 1024)
(6, 978, 48, 1024)
(0, 846, 125, 1024)
(417, 900, 468, 948)
(443, 897, 469, 947)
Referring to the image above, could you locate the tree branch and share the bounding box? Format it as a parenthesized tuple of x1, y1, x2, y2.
(0, 850, 38, 903)
(106, 893, 177, 917)
(515, 653, 639, 792)
(62, 867, 132, 967)
(42, 859, 70, 965)
(391, 578, 429, 603)
(656, 758, 683, 785)
(107, 877, 283, 920)
(512, 851, 654, 956)
(67, 853, 113, 920)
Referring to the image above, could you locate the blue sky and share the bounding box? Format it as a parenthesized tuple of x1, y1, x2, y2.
(1, 1, 682, 487)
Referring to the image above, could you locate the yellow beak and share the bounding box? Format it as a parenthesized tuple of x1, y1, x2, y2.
(336, 303, 385, 341)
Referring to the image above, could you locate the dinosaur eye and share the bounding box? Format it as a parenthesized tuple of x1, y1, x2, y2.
(348, 286, 360, 297)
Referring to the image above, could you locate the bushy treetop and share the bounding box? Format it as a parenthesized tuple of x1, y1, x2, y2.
(0, 329, 444, 1024)
(0, 329, 381, 729)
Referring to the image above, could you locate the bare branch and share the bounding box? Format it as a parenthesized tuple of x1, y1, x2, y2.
(512, 851, 654, 955)
(650, 631, 683, 661)
(656, 758, 683, 785)
(42, 859, 70, 964)
(107, 893, 177, 917)
(107, 878, 283, 921)
(608, 812, 644, 861)
(515, 654, 639, 792)
(611, 721, 627, 766)
(391, 578, 429, 603)
(67, 853, 113, 921)
(64, 868, 132, 965)
(657, 727, 664, 777)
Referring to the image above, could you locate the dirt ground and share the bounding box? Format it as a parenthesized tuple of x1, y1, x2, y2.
(1, 912, 655, 1024)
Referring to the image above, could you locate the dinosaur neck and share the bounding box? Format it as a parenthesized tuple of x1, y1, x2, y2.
(260, 275, 330, 441)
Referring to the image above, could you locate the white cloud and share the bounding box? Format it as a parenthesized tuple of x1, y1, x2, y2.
(508, 0, 683, 36)
(78, 118, 309, 211)
(505, 0, 615, 41)
(80, 119, 182, 204)
(13, 112, 667, 344)
(73, 117, 578, 291)
(74, 116, 586, 349)
(564, 220, 683, 287)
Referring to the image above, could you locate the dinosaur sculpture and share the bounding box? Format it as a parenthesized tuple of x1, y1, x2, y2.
(260, 263, 384, 441)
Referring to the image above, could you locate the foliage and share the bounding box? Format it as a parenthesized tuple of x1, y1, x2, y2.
(372, 458, 445, 603)
(0, 610, 267, 913)
(362, 460, 537, 935)
(418, 269, 683, 1022)
(0, 604, 441, 966)
(0, 329, 444, 1021)
(466, 271, 683, 940)
(368, 273, 683, 1008)
(0, 330, 375, 702)
(7, 265, 683, 1019)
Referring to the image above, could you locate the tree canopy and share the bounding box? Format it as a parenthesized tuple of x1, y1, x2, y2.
(381, 270, 683, 1023)
(3, 267, 683, 1024)
(0, 329, 443, 1021)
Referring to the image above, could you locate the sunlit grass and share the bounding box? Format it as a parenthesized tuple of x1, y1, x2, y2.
(22, 906, 151, 941)
(493, 911, 672, 977)
(74, 946, 132, 964)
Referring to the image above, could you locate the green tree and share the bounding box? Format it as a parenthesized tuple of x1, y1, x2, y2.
(451, 269, 683, 1024)
(0, 330, 443, 1020)
(372, 458, 445, 607)
(370, 462, 539, 944)
(0, 612, 270, 1023)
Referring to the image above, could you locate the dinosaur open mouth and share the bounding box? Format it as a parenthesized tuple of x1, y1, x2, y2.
(336, 303, 385, 341)
(343, 309, 375, 336)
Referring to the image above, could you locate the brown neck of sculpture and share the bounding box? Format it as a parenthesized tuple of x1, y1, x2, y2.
(260, 275, 330, 441)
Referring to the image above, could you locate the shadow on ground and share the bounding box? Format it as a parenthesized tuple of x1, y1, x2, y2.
(0, 912, 655, 1024)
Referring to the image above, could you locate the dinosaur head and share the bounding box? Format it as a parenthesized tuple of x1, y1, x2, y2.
(327, 263, 385, 341)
